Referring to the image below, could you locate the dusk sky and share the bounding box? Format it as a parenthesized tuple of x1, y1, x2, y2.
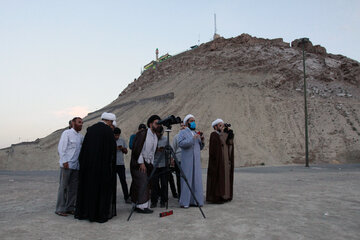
(0, 0, 359, 148)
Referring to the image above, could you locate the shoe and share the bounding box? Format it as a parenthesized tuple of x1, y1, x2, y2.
(160, 202, 166, 208)
(55, 211, 68, 217)
(172, 193, 178, 198)
(125, 198, 132, 204)
(190, 204, 204, 207)
(150, 202, 157, 208)
(180, 205, 189, 209)
(66, 210, 75, 215)
(143, 208, 153, 213)
(135, 208, 153, 214)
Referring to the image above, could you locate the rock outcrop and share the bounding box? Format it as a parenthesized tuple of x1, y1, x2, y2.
(1, 33, 359, 170)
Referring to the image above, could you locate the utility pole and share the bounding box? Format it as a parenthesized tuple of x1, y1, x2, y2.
(301, 37, 310, 167)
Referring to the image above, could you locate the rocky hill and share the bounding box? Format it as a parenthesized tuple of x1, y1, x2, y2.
(1, 33, 360, 170)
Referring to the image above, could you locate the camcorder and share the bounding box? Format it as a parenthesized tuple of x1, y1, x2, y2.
(157, 115, 182, 128)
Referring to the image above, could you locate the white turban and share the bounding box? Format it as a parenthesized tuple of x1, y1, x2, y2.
(101, 112, 116, 121)
(183, 114, 194, 124)
(112, 120, 117, 127)
(212, 118, 224, 127)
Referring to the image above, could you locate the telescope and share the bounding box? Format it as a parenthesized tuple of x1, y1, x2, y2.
(157, 115, 182, 128)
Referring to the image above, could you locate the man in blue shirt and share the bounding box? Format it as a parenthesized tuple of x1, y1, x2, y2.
(129, 123, 146, 150)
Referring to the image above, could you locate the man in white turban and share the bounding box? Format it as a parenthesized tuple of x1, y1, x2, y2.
(206, 119, 234, 204)
(178, 114, 205, 208)
(75, 112, 117, 223)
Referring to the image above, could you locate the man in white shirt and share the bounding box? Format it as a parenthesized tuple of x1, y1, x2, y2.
(55, 117, 84, 217)
(130, 115, 161, 214)
(114, 127, 131, 204)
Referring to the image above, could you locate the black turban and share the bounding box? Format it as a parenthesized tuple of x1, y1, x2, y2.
(138, 123, 147, 130)
(147, 115, 161, 127)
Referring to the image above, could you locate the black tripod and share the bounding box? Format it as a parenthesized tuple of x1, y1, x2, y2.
(127, 128, 206, 221)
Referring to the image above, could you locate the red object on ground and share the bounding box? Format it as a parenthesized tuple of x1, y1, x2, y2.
(159, 210, 173, 217)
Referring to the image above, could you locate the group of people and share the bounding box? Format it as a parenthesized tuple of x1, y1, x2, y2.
(55, 112, 234, 223)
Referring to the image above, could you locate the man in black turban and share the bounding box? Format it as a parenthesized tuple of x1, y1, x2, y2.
(129, 115, 161, 214)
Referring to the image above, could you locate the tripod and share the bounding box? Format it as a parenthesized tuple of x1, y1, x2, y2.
(127, 128, 206, 221)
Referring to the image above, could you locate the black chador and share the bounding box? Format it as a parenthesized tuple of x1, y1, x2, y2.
(75, 122, 117, 223)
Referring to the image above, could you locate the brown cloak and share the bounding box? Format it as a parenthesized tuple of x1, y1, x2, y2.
(129, 129, 153, 204)
(206, 131, 234, 203)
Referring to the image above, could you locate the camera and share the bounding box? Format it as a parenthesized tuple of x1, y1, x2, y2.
(223, 123, 234, 143)
(157, 115, 182, 128)
(224, 123, 231, 132)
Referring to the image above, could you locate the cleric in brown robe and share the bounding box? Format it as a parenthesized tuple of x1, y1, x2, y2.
(75, 112, 117, 223)
(130, 115, 161, 214)
(206, 119, 235, 203)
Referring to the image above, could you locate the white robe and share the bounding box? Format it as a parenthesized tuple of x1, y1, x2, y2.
(178, 127, 204, 207)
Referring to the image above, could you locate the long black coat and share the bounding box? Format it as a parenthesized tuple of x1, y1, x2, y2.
(206, 131, 234, 203)
(75, 122, 117, 223)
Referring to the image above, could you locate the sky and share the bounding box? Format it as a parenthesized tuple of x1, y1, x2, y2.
(0, 0, 359, 148)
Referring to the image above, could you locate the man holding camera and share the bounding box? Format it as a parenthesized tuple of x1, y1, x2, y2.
(206, 119, 234, 204)
(178, 114, 205, 208)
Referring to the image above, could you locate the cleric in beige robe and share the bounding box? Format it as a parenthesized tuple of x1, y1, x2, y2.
(206, 119, 235, 203)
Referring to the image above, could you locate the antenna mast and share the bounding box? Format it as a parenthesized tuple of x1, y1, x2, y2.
(214, 13, 217, 35)
(213, 13, 220, 40)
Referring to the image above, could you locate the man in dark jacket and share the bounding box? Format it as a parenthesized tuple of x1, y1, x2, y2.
(130, 115, 160, 214)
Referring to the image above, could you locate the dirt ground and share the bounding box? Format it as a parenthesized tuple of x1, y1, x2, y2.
(1, 164, 360, 240)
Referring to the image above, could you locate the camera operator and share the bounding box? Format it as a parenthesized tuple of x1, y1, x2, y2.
(178, 114, 204, 208)
(206, 119, 234, 204)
